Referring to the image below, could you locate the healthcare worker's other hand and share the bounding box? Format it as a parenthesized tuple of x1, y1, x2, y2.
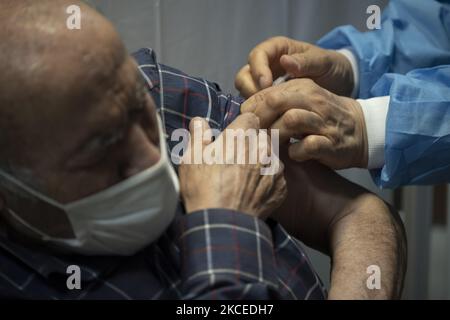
(179, 114, 287, 220)
(235, 36, 354, 99)
(241, 78, 368, 170)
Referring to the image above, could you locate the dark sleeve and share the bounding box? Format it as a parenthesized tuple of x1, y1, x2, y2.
(176, 209, 282, 300)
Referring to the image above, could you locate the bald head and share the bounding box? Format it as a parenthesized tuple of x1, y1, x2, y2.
(0, 0, 127, 168)
(0, 0, 161, 244)
(0, 0, 160, 207)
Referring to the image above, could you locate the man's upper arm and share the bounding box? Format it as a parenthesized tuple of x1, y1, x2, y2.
(133, 48, 242, 134)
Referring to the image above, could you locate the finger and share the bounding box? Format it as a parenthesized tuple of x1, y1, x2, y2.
(258, 129, 272, 158)
(248, 49, 274, 89)
(274, 165, 287, 193)
(188, 117, 213, 147)
(182, 118, 212, 164)
(241, 85, 293, 128)
(280, 52, 327, 79)
(253, 129, 272, 169)
(240, 102, 254, 114)
(221, 114, 261, 165)
(225, 112, 261, 131)
(248, 37, 291, 89)
(271, 109, 325, 143)
(235, 65, 259, 99)
(262, 166, 287, 217)
(240, 85, 275, 114)
(288, 135, 333, 163)
(268, 161, 286, 189)
(241, 78, 300, 115)
(255, 80, 317, 128)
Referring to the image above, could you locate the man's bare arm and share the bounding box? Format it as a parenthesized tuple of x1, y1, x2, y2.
(272, 155, 406, 299)
(327, 194, 406, 299)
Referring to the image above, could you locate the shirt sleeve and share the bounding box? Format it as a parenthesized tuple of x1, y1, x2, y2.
(176, 209, 281, 300)
(332, 19, 450, 187)
(335, 54, 450, 187)
(318, 0, 450, 99)
(358, 96, 390, 169)
(370, 65, 450, 188)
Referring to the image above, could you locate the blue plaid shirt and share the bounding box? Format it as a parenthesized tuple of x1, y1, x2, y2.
(0, 48, 326, 300)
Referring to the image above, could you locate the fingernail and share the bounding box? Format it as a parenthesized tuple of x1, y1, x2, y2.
(259, 75, 269, 88)
(285, 55, 301, 71)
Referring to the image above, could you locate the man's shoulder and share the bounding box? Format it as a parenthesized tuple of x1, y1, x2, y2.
(132, 47, 157, 66)
(132, 47, 224, 94)
(132, 47, 242, 132)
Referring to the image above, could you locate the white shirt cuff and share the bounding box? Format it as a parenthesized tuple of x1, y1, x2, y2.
(357, 96, 390, 169)
(336, 48, 359, 98)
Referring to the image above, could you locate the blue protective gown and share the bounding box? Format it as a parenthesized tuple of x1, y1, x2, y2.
(317, 0, 450, 188)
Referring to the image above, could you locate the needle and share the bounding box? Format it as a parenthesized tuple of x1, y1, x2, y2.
(272, 74, 291, 86)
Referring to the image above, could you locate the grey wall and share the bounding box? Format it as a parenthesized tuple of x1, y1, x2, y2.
(90, 0, 388, 94)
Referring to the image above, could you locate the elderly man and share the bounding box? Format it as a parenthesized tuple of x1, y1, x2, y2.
(0, 1, 405, 299)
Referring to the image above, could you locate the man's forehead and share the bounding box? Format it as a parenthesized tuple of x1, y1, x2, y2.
(0, 56, 138, 170)
(0, 0, 141, 163)
(1, 0, 127, 87)
(41, 57, 140, 133)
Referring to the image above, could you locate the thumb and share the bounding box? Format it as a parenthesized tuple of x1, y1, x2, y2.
(280, 52, 326, 79)
(188, 117, 213, 147)
(288, 135, 333, 165)
(182, 117, 212, 164)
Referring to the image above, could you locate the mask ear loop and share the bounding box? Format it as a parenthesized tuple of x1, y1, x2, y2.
(5, 208, 53, 241)
(0, 170, 65, 208)
(0, 170, 73, 241)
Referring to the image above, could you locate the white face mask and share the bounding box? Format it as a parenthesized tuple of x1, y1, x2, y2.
(0, 115, 180, 256)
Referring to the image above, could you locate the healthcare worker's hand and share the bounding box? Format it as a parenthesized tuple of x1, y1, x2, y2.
(179, 114, 287, 220)
(241, 78, 368, 169)
(235, 36, 354, 98)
